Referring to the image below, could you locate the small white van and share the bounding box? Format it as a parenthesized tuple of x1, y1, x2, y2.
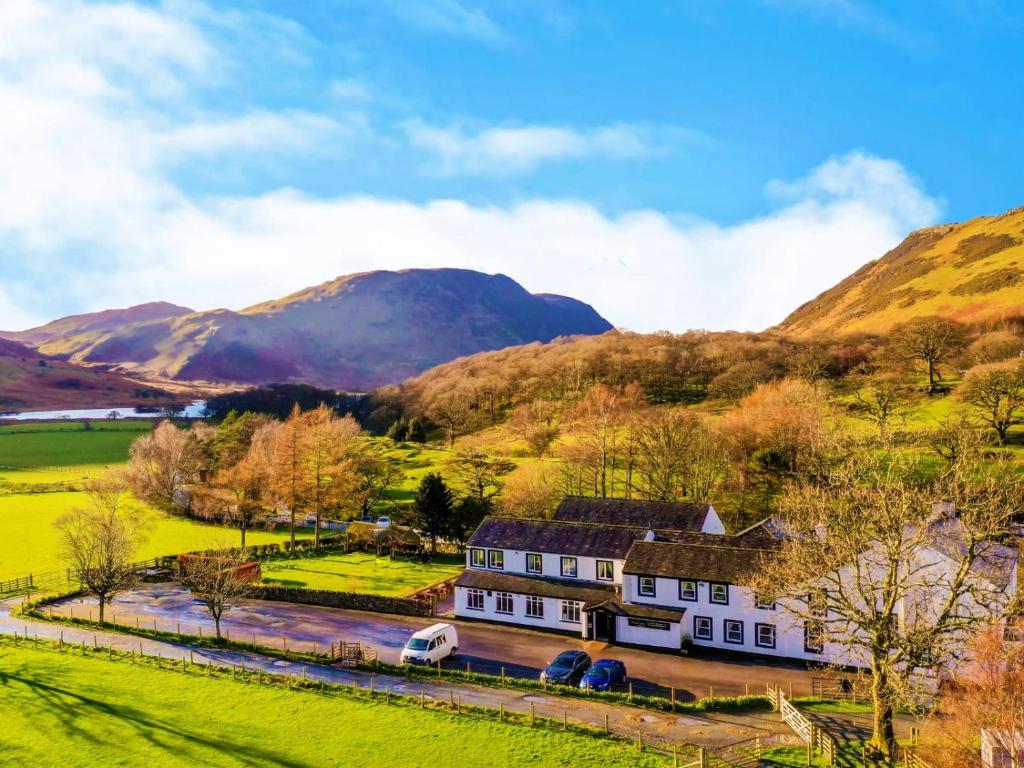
(400, 623, 459, 665)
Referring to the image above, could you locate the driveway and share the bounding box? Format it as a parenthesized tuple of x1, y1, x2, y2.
(4, 595, 799, 751)
(49, 584, 820, 702)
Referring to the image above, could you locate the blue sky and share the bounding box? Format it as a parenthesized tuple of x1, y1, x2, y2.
(0, 0, 1021, 332)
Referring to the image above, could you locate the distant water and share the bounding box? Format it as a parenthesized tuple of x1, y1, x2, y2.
(1, 401, 207, 421)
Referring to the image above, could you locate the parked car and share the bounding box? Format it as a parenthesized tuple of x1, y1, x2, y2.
(540, 650, 591, 685)
(579, 659, 628, 692)
(400, 623, 459, 665)
(375, 516, 392, 528)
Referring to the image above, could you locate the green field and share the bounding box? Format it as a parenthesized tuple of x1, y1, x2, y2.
(261, 551, 463, 596)
(0, 643, 663, 768)
(0, 492, 291, 580)
(0, 422, 291, 580)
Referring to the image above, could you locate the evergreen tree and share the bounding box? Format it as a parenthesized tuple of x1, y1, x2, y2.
(386, 419, 409, 441)
(406, 418, 427, 443)
(412, 472, 453, 554)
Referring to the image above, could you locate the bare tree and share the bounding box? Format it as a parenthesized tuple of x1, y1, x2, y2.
(959, 360, 1024, 444)
(632, 409, 698, 501)
(178, 549, 253, 641)
(893, 316, 967, 394)
(928, 413, 988, 469)
(922, 628, 1024, 768)
(448, 448, 516, 502)
(850, 375, 919, 440)
(56, 476, 150, 623)
(126, 420, 205, 511)
(749, 452, 1023, 758)
(427, 394, 473, 448)
(507, 400, 560, 457)
(497, 464, 560, 518)
(353, 443, 405, 516)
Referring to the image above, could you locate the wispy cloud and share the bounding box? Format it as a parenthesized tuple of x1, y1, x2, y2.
(374, 0, 506, 44)
(759, 0, 926, 49)
(403, 119, 670, 175)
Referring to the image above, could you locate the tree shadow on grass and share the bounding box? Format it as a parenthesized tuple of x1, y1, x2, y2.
(0, 660, 318, 768)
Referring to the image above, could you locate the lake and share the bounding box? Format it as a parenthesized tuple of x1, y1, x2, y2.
(1, 401, 207, 421)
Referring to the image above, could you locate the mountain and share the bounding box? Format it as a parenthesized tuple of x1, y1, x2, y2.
(3, 302, 193, 345)
(13, 269, 613, 391)
(0, 338, 179, 412)
(779, 206, 1024, 336)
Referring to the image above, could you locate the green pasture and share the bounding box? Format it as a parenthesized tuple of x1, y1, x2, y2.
(260, 550, 463, 596)
(0, 492, 291, 580)
(0, 421, 291, 580)
(0, 643, 663, 768)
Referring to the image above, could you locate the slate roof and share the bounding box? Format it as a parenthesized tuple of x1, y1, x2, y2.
(623, 539, 775, 584)
(552, 497, 712, 532)
(582, 597, 685, 622)
(467, 516, 646, 559)
(455, 569, 617, 603)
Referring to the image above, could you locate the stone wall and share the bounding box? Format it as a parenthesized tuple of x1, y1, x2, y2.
(251, 585, 434, 617)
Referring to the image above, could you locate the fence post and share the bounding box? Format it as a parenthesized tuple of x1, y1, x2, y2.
(670, 686, 676, 711)
(530, 702, 535, 726)
(498, 701, 503, 721)
(501, 666, 505, 683)
(604, 713, 609, 734)
(628, 682, 633, 701)
(699, 747, 707, 768)
(562, 709, 567, 731)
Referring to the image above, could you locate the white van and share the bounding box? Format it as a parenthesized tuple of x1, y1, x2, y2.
(400, 623, 459, 665)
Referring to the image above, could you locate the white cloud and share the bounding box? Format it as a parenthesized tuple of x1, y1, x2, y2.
(0, 0, 943, 336)
(62, 148, 939, 334)
(404, 119, 661, 175)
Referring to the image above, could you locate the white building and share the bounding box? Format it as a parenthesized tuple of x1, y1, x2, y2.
(453, 496, 1019, 667)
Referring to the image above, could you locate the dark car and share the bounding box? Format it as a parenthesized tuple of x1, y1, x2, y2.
(540, 650, 592, 685)
(579, 659, 628, 692)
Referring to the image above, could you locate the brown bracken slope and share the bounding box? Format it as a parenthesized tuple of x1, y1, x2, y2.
(778, 205, 1024, 336)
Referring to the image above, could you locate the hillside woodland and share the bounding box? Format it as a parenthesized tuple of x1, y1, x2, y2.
(370, 316, 1024, 529)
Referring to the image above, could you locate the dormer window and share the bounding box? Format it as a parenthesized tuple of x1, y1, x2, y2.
(560, 556, 578, 578)
(470, 548, 485, 568)
(488, 550, 504, 570)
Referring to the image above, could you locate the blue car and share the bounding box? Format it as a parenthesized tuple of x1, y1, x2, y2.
(579, 659, 628, 692)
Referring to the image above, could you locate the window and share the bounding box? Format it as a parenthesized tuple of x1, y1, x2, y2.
(693, 615, 713, 640)
(710, 582, 729, 605)
(755, 623, 776, 649)
(560, 600, 581, 624)
(488, 550, 504, 570)
(467, 588, 484, 611)
(495, 592, 513, 614)
(679, 580, 697, 601)
(596, 560, 614, 581)
(638, 576, 656, 597)
(526, 595, 544, 618)
(754, 593, 776, 610)
(804, 620, 824, 654)
(470, 548, 485, 568)
(808, 591, 827, 617)
(526, 553, 543, 574)
(560, 556, 578, 578)
(724, 620, 744, 644)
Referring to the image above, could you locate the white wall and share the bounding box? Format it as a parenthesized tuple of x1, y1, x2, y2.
(454, 586, 587, 636)
(466, 546, 624, 585)
(614, 615, 683, 649)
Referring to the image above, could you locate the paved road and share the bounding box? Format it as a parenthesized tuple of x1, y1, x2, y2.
(2, 595, 797, 751)
(47, 584, 819, 702)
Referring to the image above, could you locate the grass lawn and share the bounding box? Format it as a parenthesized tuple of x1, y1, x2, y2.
(0, 643, 665, 768)
(0, 420, 151, 471)
(762, 746, 831, 767)
(261, 550, 463, 596)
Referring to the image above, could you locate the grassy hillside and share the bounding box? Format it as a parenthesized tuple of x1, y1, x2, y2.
(780, 205, 1024, 336)
(0, 642, 662, 768)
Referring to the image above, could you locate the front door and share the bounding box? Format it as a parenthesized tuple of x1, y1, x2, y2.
(594, 610, 616, 643)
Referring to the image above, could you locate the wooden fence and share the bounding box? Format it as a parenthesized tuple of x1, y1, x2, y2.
(0, 558, 163, 598)
(768, 683, 836, 765)
(811, 676, 870, 702)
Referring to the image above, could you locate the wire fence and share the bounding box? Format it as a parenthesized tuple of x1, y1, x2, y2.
(0, 629, 710, 766)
